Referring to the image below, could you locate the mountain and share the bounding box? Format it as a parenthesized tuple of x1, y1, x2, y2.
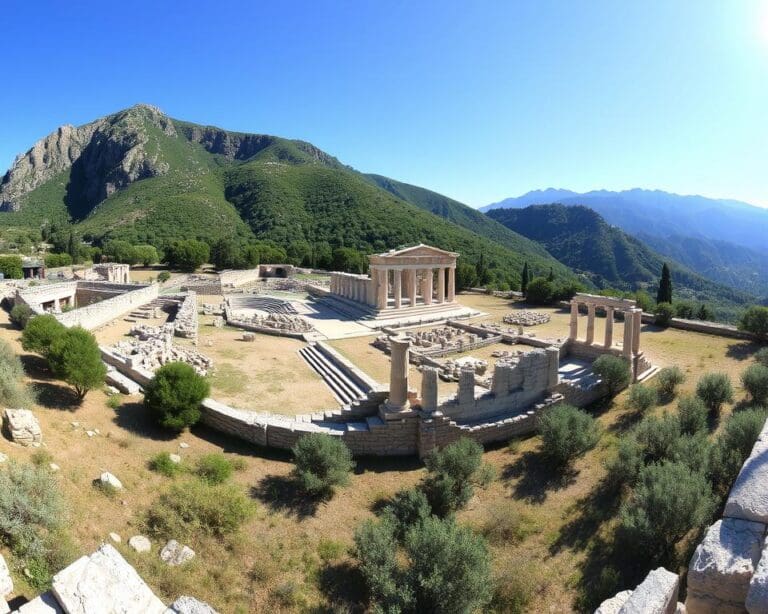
(487, 204, 754, 320)
(0, 104, 572, 286)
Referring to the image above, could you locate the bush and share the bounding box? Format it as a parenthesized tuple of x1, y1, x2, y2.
(195, 453, 234, 484)
(381, 488, 432, 540)
(654, 302, 675, 326)
(740, 305, 768, 339)
(708, 408, 768, 491)
(145, 480, 254, 538)
(490, 567, 536, 614)
(157, 271, 171, 283)
(696, 372, 734, 414)
(742, 364, 768, 405)
(592, 355, 631, 395)
(605, 435, 643, 487)
(10, 303, 34, 329)
(144, 362, 210, 430)
(677, 396, 708, 435)
(755, 347, 768, 368)
(539, 404, 600, 468)
(48, 327, 106, 400)
(0, 339, 35, 408)
(0, 255, 23, 279)
(30, 449, 53, 468)
(421, 438, 494, 517)
(44, 253, 73, 268)
(619, 461, 715, 559)
(656, 366, 685, 400)
(481, 503, 539, 545)
(149, 452, 184, 478)
(291, 433, 355, 497)
(525, 277, 554, 305)
(165, 239, 210, 272)
(22, 314, 65, 357)
(669, 432, 712, 475)
(633, 413, 681, 463)
(627, 384, 657, 413)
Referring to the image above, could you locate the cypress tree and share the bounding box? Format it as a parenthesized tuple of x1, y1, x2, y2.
(547, 267, 555, 282)
(657, 263, 672, 304)
(67, 232, 78, 263)
(521, 262, 530, 294)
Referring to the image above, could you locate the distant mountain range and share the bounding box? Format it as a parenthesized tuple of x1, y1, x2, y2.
(483, 188, 768, 298)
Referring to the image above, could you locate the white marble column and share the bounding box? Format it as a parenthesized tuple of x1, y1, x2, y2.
(393, 269, 402, 309)
(569, 301, 579, 341)
(385, 335, 410, 411)
(376, 269, 388, 309)
(586, 303, 596, 345)
(436, 267, 445, 303)
(407, 269, 417, 307)
(623, 310, 634, 358)
(447, 266, 456, 302)
(632, 309, 642, 355)
(423, 268, 433, 305)
(604, 307, 614, 348)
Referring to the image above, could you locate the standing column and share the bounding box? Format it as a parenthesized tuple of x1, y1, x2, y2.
(622, 310, 634, 358)
(604, 307, 614, 348)
(376, 269, 388, 309)
(423, 268, 433, 305)
(420, 366, 438, 412)
(569, 301, 579, 340)
(447, 266, 456, 302)
(384, 335, 410, 412)
(393, 269, 402, 309)
(632, 309, 642, 355)
(586, 303, 596, 345)
(407, 269, 417, 307)
(436, 267, 446, 303)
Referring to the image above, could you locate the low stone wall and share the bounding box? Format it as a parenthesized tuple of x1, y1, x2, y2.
(596, 567, 682, 614)
(56, 283, 158, 330)
(640, 313, 755, 341)
(15, 281, 78, 313)
(219, 268, 261, 288)
(168, 292, 197, 338)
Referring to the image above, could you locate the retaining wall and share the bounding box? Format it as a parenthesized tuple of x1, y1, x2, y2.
(56, 283, 158, 330)
(219, 268, 261, 288)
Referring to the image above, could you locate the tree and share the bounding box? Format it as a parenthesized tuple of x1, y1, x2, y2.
(697, 303, 712, 321)
(144, 362, 210, 430)
(592, 355, 631, 395)
(673, 300, 696, 320)
(677, 396, 708, 435)
(103, 240, 139, 264)
(44, 253, 73, 268)
(0, 256, 23, 279)
(292, 433, 355, 497)
(331, 247, 365, 274)
(696, 372, 734, 414)
(539, 404, 601, 468)
(133, 244, 159, 267)
(656, 366, 685, 400)
(165, 240, 210, 272)
(756, 348, 768, 369)
(47, 327, 106, 400)
(520, 262, 529, 295)
(210, 238, 243, 270)
(455, 262, 478, 291)
(633, 290, 654, 313)
(524, 277, 554, 305)
(656, 263, 672, 304)
(9, 304, 34, 329)
(654, 302, 675, 326)
(628, 384, 657, 413)
(67, 231, 79, 263)
(381, 489, 432, 540)
(475, 253, 489, 286)
(21, 314, 65, 357)
(742, 364, 768, 405)
(739, 306, 768, 340)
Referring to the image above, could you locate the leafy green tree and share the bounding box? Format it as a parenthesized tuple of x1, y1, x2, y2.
(677, 396, 708, 435)
(740, 306, 768, 340)
(0, 256, 23, 279)
(381, 488, 432, 540)
(44, 253, 73, 268)
(21, 315, 65, 357)
(742, 364, 768, 405)
(524, 277, 554, 305)
(475, 253, 489, 286)
(103, 240, 139, 264)
(656, 263, 672, 304)
(210, 238, 243, 270)
(656, 366, 685, 400)
(756, 348, 768, 369)
(144, 362, 210, 430)
(628, 384, 657, 413)
(455, 262, 478, 291)
(696, 372, 734, 414)
(539, 404, 601, 468)
(633, 290, 654, 313)
(654, 302, 675, 326)
(697, 303, 712, 321)
(47, 327, 106, 400)
(520, 262, 529, 295)
(673, 301, 695, 320)
(547, 267, 555, 282)
(292, 433, 355, 497)
(165, 240, 210, 272)
(9, 304, 34, 329)
(331, 247, 365, 274)
(133, 244, 159, 267)
(67, 231, 79, 263)
(354, 519, 411, 611)
(592, 355, 631, 395)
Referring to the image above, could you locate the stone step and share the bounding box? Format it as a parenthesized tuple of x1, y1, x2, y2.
(299, 345, 367, 406)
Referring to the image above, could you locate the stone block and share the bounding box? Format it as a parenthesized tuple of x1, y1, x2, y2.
(164, 595, 219, 614)
(596, 590, 632, 614)
(15, 591, 64, 613)
(51, 544, 165, 613)
(99, 472, 123, 490)
(105, 369, 141, 395)
(619, 567, 679, 614)
(725, 420, 768, 523)
(129, 535, 152, 553)
(0, 554, 11, 597)
(160, 540, 195, 566)
(3, 408, 42, 446)
(747, 537, 768, 613)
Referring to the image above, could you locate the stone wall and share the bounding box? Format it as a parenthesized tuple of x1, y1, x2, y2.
(56, 283, 158, 330)
(14, 281, 78, 313)
(219, 268, 261, 288)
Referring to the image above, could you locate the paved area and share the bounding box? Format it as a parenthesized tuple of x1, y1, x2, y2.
(558, 358, 599, 389)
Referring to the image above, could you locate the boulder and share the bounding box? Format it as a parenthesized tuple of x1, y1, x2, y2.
(3, 409, 42, 446)
(619, 567, 679, 614)
(747, 538, 768, 613)
(725, 420, 768, 523)
(128, 535, 152, 553)
(0, 452, 7, 463)
(99, 472, 123, 490)
(164, 595, 219, 614)
(14, 591, 64, 613)
(0, 553, 12, 598)
(109, 532, 122, 544)
(687, 518, 766, 613)
(169, 454, 181, 464)
(51, 544, 165, 614)
(159, 540, 195, 566)
(595, 590, 632, 614)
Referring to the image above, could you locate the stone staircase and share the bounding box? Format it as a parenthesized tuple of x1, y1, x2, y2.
(299, 343, 369, 406)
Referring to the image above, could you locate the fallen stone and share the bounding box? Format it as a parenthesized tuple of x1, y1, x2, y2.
(105, 370, 141, 395)
(129, 535, 152, 553)
(165, 595, 219, 614)
(619, 567, 679, 614)
(0, 597, 8, 614)
(595, 590, 632, 614)
(51, 544, 165, 614)
(0, 553, 12, 597)
(0, 452, 7, 463)
(15, 591, 64, 613)
(686, 518, 766, 612)
(49, 463, 60, 472)
(109, 532, 122, 543)
(86, 431, 95, 438)
(725, 421, 768, 523)
(179, 442, 190, 449)
(99, 472, 123, 490)
(160, 540, 195, 566)
(3, 408, 42, 446)
(747, 538, 768, 613)
(169, 453, 181, 464)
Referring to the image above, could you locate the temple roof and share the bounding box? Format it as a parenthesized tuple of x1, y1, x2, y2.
(374, 244, 459, 259)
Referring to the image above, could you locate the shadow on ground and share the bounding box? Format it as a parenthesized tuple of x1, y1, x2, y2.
(32, 382, 81, 411)
(314, 560, 368, 614)
(112, 401, 178, 441)
(502, 448, 577, 503)
(250, 474, 323, 519)
(725, 341, 761, 361)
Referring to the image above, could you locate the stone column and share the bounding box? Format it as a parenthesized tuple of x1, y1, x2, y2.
(546, 346, 560, 389)
(623, 309, 634, 358)
(436, 267, 445, 303)
(447, 266, 456, 302)
(420, 366, 438, 412)
(384, 335, 410, 411)
(458, 365, 476, 406)
(586, 303, 596, 345)
(407, 269, 417, 307)
(374, 269, 386, 309)
(632, 309, 642, 355)
(569, 301, 579, 340)
(604, 307, 614, 348)
(423, 269, 433, 305)
(393, 269, 402, 309)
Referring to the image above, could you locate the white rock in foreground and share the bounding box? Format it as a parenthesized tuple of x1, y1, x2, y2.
(595, 590, 632, 614)
(99, 472, 123, 490)
(164, 595, 219, 613)
(14, 591, 63, 613)
(725, 421, 768, 523)
(128, 535, 152, 553)
(619, 567, 679, 614)
(3, 408, 42, 446)
(0, 553, 13, 597)
(160, 540, 195, 566)
(747, 538, 768, 613)
(51, 543, 165, 614)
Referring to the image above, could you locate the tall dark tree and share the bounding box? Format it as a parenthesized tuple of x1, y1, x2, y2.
(547, 267, 555, 282)
(521, 262, 530, 295)
(67, 231, 78, 263)
(475, 253, 489, 285)
(657, 263, 673, 304)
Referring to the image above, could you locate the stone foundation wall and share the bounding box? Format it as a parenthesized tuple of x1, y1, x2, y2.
(14, 281, 78, 312)
(219, 268, 261, 288)
(56, 283, 158, 330)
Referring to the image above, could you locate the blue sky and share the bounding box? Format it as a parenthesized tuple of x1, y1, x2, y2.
(2, 0, 767, 207)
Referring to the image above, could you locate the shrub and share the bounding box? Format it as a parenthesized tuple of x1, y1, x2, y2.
(740, 305, 768, 339)
(619, 461, 715, 559)
(149, 452, 184, 478)
(10, 303, 34, 329)
(0, 255, 23, 279)
(605, 435, 643, 487)
(317, 538, 346, 562)
(165, 239, 210, 272)
(195, 453, 234, 484)
(30, 449, 53, 468)
(21, 314, 65, 356)
(696, 372, 734, 414)
(0, 339, 35, 407)
(106, 394, 122, 410)
(673, 301, 696, 320)
(144, 362, 210, 430)
(421, 438, 494, 517)
(592, 355, 631, 395)
(654, 302, 675, 326)
(755, 347, 768, 368)
(669, 432, 712, 475)
(539, 404, 600, 468)
(633, 413, 681, 463)
(145, 480, 254, 538)
(742, 364, 768, 405)
(157, 271, 171, 283)
(48, 327, 106, 400)
(656, 366, 685, 400)
(490, 566, 536, 614)
(524, 277, 554, 305)
(291, 433, 355, 497)
(677, 396, 708, 435)
(627, 384, 657, 413)
(44, 253, 72, 268)
(354, 519, 412, 611)
(381, 488, 432, 540)
(708, 408, 768, 492)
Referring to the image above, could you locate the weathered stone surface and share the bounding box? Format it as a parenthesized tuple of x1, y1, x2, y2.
(109, 532, 122, 544)
(99, 472, 123, 490)
(747, 537, 768, 613)
(725, 420, 768, 523)
(619, 567, 679, 614)
(14, 591, 64, 613)
(595, 590, 632, 614)
(3, 409, 42, 446)
(105, 369, 141, 395)
(128, 535, 152, 553)
(0, 553, 12, 597)
(164, 595, 219, 614)
(51, 543, 165, 614)
(0, 452, 7, 463)
(687, 518, 766, 612)
(160, 540, 195, 566)
(169, 454, 181, 464)
(0, 597, 8, 614)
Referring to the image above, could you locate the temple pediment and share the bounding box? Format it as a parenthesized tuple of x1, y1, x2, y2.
(379, 244, 459, 259)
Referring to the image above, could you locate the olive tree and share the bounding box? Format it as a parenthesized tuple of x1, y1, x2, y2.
(539, 404, 601, 468)
(292, 433, 355, 497)
(696, 373, 734, 414)
(592, 355, 631, 396)
(144, 362, 210, 430)
(47, 327, 106, 401)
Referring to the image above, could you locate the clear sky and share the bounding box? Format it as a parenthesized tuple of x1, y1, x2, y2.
(2, 0, 767, 207)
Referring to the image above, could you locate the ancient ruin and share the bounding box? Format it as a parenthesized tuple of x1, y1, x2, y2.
(503, 310, 551, 326)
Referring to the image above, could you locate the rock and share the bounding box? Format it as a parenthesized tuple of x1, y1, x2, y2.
(70, 422, 80, 428)
(3, 408, 42, 446)
(99, 472, 123, 490)
(105, 385, 120, 395)
(14, 591, 64, 613)
(725, 421, 768, 523)
(0, 597, 8, 614)
(49, 463, 60, 472)
(51, 543, 165, 614)
(128, 535, 152, 553)
(0, 452, 7, 463)
(109, 532, 122, 543)
(169, 453, 181, 464)
(160, 540, 195, 566)
(619, 567, 680, 614)
(686, 518, 766, 612)
(86, 431, 95, 438)
(747, 538, 768, 613)
(105, 370, 141, 395)
(179, 442, 190, 449)
(596, 590, 632, 614)
(0, 553, 13, 597)
(165, 595, 219, 614)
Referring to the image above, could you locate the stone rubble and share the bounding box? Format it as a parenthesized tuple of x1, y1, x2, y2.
(503, 310, 551, 326)
(159, 540, 195, 566)
(0, 553, 12, 601)
(232, 312, 313, 334)
(3, 409, 42, 446)
(165, 595, 219, 614)
(129, 535, 152, 553)
(99, 472, 123, 490)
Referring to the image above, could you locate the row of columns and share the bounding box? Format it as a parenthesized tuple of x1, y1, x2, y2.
(569, 300, 642, 357)
(330, 273, 374, 306)
(371, 266, 456, 311)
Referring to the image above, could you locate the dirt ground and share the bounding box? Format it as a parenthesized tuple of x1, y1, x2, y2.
(0, 292, 763, 612)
